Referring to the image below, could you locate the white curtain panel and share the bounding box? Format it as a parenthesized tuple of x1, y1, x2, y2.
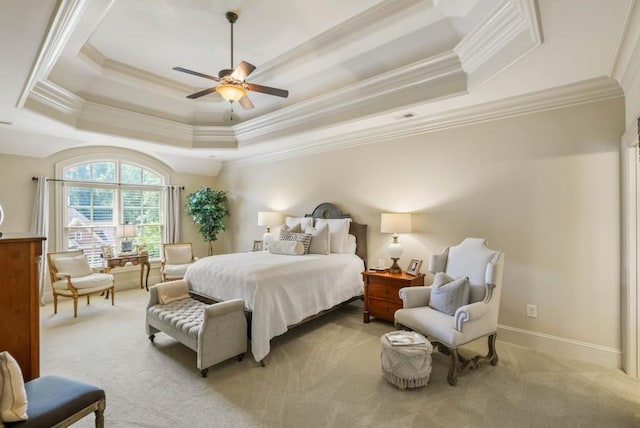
(30, 176, 49, 305)
(164, 186, 181, 244)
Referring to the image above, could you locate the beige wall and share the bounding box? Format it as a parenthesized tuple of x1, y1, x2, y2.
(217, 98, 624, 367)
(0, 147, 217, 291)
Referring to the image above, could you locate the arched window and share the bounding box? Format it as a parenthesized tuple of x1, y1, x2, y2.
(60, 158, 166, 265)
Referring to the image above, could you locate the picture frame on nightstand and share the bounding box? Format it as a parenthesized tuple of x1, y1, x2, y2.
(406, 258, 423, 276)
(252, 240, 263, 251)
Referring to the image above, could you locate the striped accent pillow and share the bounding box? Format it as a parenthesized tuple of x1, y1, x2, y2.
(279, 229, 312, 254)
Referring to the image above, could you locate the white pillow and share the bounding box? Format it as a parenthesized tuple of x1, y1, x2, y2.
(429, 272, 470, 315)
(315, 218, 351, 253)
(343, 234, 357, 255)
(305, 224, 330, 255)
(285, 216, 313, 231)
(0, 351, 28, 422)
(269, 240, 305, 255)
(53, 255, 93, 278)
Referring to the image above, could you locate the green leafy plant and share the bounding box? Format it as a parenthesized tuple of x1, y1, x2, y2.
(185, 187, 229, 255)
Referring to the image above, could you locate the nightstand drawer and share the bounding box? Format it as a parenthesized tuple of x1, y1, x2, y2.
(368, 282, 401, 301)
(368, 298, 402, 322)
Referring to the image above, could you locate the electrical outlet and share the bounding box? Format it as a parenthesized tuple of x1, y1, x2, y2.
(526, 304, 538, 318)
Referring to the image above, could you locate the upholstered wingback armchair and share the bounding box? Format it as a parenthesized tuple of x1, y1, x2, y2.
(161, 243, 197, 282)
(394, 238, 504, 385)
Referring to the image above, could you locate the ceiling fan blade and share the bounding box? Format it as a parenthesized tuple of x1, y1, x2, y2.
(238, 95, 254, 110)
(186, 87, 217, 99)
(230, 61, 256, 81)
(173, 67, 220, 82)
(246, 83, 289, 98)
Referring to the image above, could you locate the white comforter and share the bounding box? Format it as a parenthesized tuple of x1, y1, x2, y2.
(183, 251, 365, 362)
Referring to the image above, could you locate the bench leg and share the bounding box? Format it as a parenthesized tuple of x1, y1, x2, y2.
(148, 334, 155, 343)
(201, 368, 208, 377)
(237, 353, 244, 361)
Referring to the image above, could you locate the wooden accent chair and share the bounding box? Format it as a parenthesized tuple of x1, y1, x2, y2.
(160, 242, 197, 282)
(47, 250, 115, 318)
(394, 238, 505, 386)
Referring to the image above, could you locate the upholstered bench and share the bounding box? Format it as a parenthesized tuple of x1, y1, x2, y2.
(4, 375, 105, 428)
(146, 280, 247, 377)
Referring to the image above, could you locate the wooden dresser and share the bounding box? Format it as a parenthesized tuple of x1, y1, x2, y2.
(363, 270, 425, 323)
(0, 234, 46, 381)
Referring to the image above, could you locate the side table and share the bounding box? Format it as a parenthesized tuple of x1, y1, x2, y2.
(103, 253, 150, 290)
(362, 270, 425, 323)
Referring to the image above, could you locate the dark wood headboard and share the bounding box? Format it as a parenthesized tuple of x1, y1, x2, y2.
(305, 202, 368, 269)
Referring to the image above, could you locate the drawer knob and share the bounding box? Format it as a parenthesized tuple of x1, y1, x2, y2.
(384, 290, 389, 295)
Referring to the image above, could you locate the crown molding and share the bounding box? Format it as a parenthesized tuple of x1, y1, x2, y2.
(234, 51, 465, 142)
(78, 43, 195, 96)
(251, 0, 426, 81)
(611, 0, 640, 91)
(17, 0, 88, 108)
(455, 0, 542, 89)
(226, 77, 623, 167)
(30, 80, 83, 116)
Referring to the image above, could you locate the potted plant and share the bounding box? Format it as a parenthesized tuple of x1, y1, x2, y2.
(185, 187, 229, 255)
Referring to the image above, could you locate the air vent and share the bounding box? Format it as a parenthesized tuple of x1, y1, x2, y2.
(394, 112, 417, 120)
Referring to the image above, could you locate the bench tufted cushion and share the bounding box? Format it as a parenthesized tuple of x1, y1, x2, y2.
(147, 298, 206, 338)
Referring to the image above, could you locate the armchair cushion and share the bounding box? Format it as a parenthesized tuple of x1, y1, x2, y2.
(428, 272, 470, 316)
(52, 273, 113, 290)
(52, 255, 93, 278)
(0, 352, 28, 422)
(165, 245, 193, 265)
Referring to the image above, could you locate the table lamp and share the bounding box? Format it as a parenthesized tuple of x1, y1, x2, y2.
(117, 223, 137, 253)
(258, 211, 283, 251)
(380, 213, 412, 273)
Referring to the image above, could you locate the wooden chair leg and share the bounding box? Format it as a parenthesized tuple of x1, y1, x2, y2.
(95, 398, 105, 428)
(447, 348, 459, 386)
(53, 294, 58, 314)
(110, 287, 115, 306)
(87, 295, 90, 305)
(73, 297, 78, 318)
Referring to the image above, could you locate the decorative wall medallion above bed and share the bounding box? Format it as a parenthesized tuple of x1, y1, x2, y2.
(184, 203, 368, 365)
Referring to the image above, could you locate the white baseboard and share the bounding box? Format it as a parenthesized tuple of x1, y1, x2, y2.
(497, 324, 622, 370)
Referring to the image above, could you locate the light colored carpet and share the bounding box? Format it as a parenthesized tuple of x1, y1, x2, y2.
(40, 289, 640, 427)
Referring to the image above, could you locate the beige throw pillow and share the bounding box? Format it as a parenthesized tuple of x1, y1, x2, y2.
(305, 224, 330, 255)
(0, 352, 28, 422)
(428, 272, 470, 316)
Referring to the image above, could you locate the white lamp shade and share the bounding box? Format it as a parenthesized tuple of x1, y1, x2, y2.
(380, 213, 412, 234)
(258, 211, 283, 227)
(116, 224, 137, 238)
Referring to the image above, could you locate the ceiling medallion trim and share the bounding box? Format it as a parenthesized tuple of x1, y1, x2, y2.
(226, 77, 624, 167)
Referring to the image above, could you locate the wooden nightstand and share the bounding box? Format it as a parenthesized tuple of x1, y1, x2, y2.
(362, 270, 425, 323)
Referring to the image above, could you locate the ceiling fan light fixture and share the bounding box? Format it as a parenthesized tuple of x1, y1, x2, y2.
(216, 84, 246, 102)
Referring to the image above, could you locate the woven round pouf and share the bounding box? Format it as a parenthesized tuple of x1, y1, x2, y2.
(380, 331, 433, 389)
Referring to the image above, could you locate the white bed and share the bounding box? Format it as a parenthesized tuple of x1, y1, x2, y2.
(183, 203, 368, 363)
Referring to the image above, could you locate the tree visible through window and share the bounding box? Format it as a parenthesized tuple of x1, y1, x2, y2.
(63, 160, 164, 265)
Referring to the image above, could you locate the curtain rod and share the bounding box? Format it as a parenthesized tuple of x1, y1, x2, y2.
(32, 176, 184, 190)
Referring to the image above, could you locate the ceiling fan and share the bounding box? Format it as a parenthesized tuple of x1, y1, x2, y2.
(173, 11, 289, 110)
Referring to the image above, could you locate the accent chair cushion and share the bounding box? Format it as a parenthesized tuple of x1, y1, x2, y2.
(53, 273, 113, 291)
(53, 255, 93, 278)
(428, 272, 470, 316)
(305, 223, 330, 255)
(0, 351, 28, 422)
(163, 264, 191, 279)
(165, 245, 193, 265)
